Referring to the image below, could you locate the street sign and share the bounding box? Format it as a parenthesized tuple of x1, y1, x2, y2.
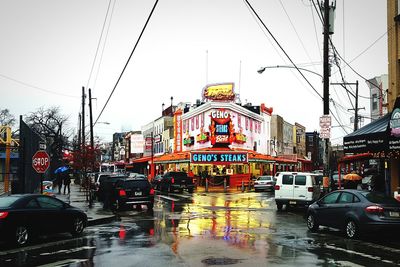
(319, 115, 331, 127)
(320, 115, 331, 139)
(320, 127, 331, 139)
(32, 150, 50, 173)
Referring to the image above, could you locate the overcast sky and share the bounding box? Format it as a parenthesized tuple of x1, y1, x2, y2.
(0, 0, 387, 144)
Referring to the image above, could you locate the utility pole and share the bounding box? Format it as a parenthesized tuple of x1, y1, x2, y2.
(323, 0, 330, 116)
(331, 81, 364, 131)
(77, 113, 81, 152)
(89, 88, 94, 170)
(322, 0, 331, 176)
(81, 87, 88, 201)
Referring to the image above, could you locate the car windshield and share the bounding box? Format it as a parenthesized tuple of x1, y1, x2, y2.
(360, 191, 400, 205)
(258, 176, 272, 181)
(0, 196, 20, 208)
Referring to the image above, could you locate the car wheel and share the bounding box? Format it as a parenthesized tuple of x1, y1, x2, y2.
(276, 202, 283, 211)
(345, 219, 358, 239)
(306, 213, 319, 232)
(14, 225, 29, 246)
(71, 217, 85, 236)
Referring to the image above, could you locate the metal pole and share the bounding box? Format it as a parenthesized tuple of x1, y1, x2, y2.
(354, 81, 359, 130)
(323, 0, 330, 176)
(323, 0, 330, 116)
(4, 127, 11, 193)
(224, 177, 227, 192)
(205, 178, 209, 192)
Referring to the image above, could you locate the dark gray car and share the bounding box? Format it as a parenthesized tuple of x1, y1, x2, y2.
(306, 189, 400, 239)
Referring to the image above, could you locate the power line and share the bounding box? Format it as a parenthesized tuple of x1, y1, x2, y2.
(278, 0, 319, 73)
(94, 0, 159, 125)
(93, 0, 117, 91)
(86, 0, 113, 90)
(245, 0, 349, 134)
(0, 73, 79, 98)
(243, 0, 322, 100)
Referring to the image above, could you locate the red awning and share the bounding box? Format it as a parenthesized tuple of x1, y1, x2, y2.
(130, 156, 152, 163)
(339, 153, 373, 163)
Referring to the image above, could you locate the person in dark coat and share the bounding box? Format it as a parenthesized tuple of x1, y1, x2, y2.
(55, 173, 63, 194)
(102, 179, 114, 210)
(63, 172, 71, 194)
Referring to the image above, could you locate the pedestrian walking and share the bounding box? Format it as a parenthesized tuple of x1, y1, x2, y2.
(55, 173, 63, 194)
(63, 172, 71, 194)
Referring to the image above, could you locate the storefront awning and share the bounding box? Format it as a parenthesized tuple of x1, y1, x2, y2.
(154, 152, 190, 164)
(343, 113, 390, 154)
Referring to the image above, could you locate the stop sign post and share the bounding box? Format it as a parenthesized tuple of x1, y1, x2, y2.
(32, 150, 50, 194)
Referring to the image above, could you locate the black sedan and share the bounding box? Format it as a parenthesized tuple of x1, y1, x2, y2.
(306, 190, 400, 239)
(0, 194, 87, 246)
(112, 177, 155, 211)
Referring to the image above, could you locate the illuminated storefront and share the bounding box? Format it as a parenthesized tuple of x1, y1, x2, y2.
(153, 83, 280, 186)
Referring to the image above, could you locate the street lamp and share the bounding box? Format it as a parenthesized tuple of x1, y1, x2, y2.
(257, 65, 323, 79)
(258, 64, 329, 174)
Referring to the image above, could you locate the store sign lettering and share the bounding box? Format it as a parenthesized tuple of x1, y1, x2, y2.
(191, 153, 248, 163)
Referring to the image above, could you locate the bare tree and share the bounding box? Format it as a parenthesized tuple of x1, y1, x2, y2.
(25, 107, 72, 169)
(0, 108, 16, 126)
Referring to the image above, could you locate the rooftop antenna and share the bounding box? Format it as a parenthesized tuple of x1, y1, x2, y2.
(238, 60, 242, 103)
(206, 50, 209, 86)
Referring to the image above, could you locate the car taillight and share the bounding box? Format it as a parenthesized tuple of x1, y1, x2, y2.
(150, 188, 155, 195)
(274, 185, 280, 190)
(171, 177, 175, 184)
(365, 205, 384, 213)
(0, 211, 9, 219)
(119, 189, 126, 197)
(308, 187, 314, 192)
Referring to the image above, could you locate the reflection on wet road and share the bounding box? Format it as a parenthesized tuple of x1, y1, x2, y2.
(1, 191, 400, 266)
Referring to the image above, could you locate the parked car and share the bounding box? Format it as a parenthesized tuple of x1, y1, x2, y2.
(274, 172, 321, 211)
(96, 174, 127, 201)
(157, 172, 195, 193)
(0, 194, 87, 246)
(152, 174, 164, 190)
(112, 177, 155, 211)
(306, 190, 400, 239)
(254, 175, 276, 192)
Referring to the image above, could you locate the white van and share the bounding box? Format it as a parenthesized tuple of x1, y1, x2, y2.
(274, 172, 321, 210)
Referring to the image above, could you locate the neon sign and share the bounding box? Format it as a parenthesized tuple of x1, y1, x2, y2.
(191, 152, 248, 164)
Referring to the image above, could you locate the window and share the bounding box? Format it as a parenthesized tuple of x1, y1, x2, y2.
(37, 197, 64, 209)
(26, 199, 40, 209)
(282, 175, 294, 185)
(338, 192, 354, 203)
(321, 192, 340, 204)
(295, 175, 306, 185)
(372, 93, 378, 111)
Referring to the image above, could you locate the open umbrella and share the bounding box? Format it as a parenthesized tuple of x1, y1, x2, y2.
(54, 166, 69, 174)
(343, 173, 362, 181)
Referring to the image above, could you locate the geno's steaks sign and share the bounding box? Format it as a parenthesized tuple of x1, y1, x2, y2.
(190, 152, 248, 164)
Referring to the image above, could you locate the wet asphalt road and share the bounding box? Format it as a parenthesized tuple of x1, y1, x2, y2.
(1, 191, 400, 267)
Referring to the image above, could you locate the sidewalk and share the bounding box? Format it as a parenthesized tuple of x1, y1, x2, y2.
(55, 182, 117, 226)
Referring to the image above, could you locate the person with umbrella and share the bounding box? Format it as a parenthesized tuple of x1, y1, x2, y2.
(343, 172, 362, 189)
(54, 166, 69, 194)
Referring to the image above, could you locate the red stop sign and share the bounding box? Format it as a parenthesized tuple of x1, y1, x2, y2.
(32, 150, 50, 173)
